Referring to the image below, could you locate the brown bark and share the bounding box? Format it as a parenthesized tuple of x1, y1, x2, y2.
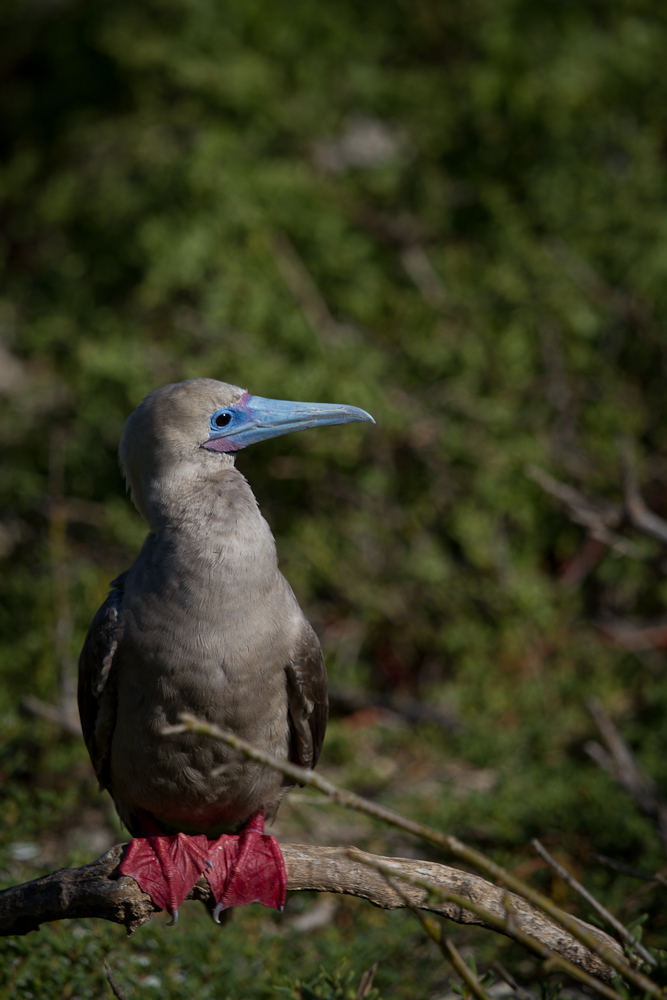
(0, 842, 621, 984)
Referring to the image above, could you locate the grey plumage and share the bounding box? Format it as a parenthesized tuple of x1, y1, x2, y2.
(78, 379, 327, 838)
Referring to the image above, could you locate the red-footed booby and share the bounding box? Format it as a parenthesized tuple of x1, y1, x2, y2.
(78, 379, 374, 921)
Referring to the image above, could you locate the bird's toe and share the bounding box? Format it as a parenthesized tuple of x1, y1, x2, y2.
(205, 813, 287, 915)
(119, 832, 210, 917)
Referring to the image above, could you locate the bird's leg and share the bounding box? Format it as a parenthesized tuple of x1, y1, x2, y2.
(205, 812, 287, 921)
(119, 810, 210, 923)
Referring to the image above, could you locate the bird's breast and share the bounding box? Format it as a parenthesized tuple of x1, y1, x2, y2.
(108, 527, 304, 834)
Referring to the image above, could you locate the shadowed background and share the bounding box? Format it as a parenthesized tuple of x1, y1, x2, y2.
(2, 1, 667, 997)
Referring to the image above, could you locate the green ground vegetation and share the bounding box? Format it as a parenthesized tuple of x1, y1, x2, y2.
(2, 0, 667, 996)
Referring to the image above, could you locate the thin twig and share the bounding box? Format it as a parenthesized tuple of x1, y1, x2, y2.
(587, 698, 667, 853)
(328, 686, 461, 734)
(559, 537, 608, 587)
(544, 239, 649, 328)
(596, 618, 667, 654)
(399, 245, 447, 308)
(379, 871, 452, 965)
(532, 839, 655, 967)
(270, 232, 343, 345)
(620, 440, 667, 546)
(589, 853, 667, 888)
(443, 938, 492, 1000)
(491, 961, 535, 1000)
(169, 714, 662, 997)
(377, 863, 493, 1000)
(49, 429, 77, 712)
(348, 849, 623, 1000)
(527, 459, 667, 575)
(25, 431, 83, 738)
(21, 694, 82, 737)
(525, 465, 640, 560)
(103, 959, 130, 1000)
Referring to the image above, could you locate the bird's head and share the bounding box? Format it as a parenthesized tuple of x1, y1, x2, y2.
(120, 378, 374, 525)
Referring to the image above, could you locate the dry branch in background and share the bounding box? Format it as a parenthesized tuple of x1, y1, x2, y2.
(21, 693, 82, 738)
(0, 842, 621, 985)
(585, 698, 667, 853)
(531, 838, 655, 967)
(524, 464, 641, 567)
(620, 441, 667, 547)
(525, 457, 667, 599)
(589, 852, 667, 888)
(526, 458, 667, 579)
(595, 618, 667, 654)
(328, 685, 461, 734)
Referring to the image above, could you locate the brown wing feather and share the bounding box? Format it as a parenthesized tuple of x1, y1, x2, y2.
(286, 623, 328, 770)
(77, 573, 126, 793)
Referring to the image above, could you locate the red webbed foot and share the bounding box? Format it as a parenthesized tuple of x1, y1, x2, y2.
(205, 813, 287, 921)
(118, 811, 286, 923)
(119, 831, 210, 923)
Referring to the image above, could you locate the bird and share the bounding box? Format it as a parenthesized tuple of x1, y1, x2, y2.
(77, 378, 374, 922)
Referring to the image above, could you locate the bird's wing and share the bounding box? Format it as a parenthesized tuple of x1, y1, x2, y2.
(77, 572, 126, 792)
(285, 623, 328, 770)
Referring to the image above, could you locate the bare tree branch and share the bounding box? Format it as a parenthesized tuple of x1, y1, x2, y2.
(348, 848, 623, 1000)
(168, 715, 663, 996)
(6, 709, 657, 994)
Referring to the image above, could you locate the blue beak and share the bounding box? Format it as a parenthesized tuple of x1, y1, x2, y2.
(202, 392, 375, 453)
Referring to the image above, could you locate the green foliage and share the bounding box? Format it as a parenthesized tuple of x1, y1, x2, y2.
(538, 983, 563, 1000)
(2, 0, 667, 996)
(450, 955, 496, 998)
(274, 960, 380, 1000)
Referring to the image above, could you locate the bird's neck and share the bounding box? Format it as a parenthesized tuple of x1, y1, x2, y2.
(145, 467, 279, 589)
